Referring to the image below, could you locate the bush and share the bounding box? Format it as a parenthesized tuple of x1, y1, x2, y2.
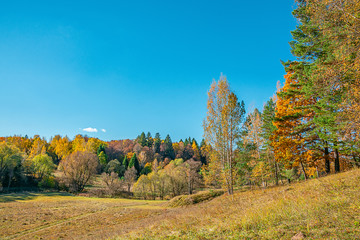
(167, 189, 224, 207)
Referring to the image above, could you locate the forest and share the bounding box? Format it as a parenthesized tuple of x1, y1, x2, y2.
(1, 0, 360, 201)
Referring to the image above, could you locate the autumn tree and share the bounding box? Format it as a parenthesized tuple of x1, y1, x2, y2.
(101, 172, 123, 197)
(29, 154, 55, 183)
(124, 167, 137, 192)
(203, 75, 245, 194)
(0, 142, 23, 191)
(60, 151, 98, 192)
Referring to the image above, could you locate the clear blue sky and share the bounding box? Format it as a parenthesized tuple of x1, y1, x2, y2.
(0, 0, 297, 142)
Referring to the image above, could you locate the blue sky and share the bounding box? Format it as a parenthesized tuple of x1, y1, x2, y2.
(0, 0, 297, 142)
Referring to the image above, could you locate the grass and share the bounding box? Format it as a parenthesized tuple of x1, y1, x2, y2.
(0, 192, 166, 239)
(167, 189, 225, 207)
(1, 169, 360, 239)
(121, 169, 360, 239)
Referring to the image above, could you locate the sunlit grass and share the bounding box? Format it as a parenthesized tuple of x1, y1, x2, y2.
(1, 169, 359, 239)
(121, 169, 360, 239)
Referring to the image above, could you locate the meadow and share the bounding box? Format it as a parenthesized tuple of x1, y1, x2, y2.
(1, 169, 360, 239)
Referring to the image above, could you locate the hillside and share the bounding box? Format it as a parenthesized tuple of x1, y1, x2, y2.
(122, 169, 360, 239)
(1, 169, 359, 239)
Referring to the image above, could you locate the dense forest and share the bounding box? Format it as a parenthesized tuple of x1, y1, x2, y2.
(1, 0, 359, 200)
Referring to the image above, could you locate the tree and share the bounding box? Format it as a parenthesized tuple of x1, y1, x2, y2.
(101, 172, 123, 197)
(272, 71, 315, 179)
(60, 151, 98, 192)
(72, 135, 87, 152)
(184, 159, 202, 194)
(97, 143, 107, 155)
(98, 151, 108, 169)
(128, 153, 140, 174)
(105, 159, 125, 177)
(50, 135, 71, 161)
(122, 156, 129, 169)
(261, 98, 281, 185)
(0, 142, 23, 191)
(30, 154, 55, 182)
(124, 167, 137, 192)
(146, 132, 153, 148)
(164, 134, 175, 159)
(153, 133, 161, 154)
(203, 75, 245, 194)
(137, 132, 147, 147)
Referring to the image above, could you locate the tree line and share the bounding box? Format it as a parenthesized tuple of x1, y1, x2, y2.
(203, 0, 360, 194)
(1, 0, 358, 198)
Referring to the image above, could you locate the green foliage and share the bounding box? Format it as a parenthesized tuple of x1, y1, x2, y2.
(140, 164, 152, 175)
(105, 159, 125, 177)
(128, 153, 140, 174)
(122, 156, 129, 169)
(31, 154, 56, 181)
(98, 151, 108, 167)
(97, 143, 106, 155)
(0, 142, 24, 189)
(137, 132, 147, 147)
(153, 133, 161, 154)
(164, 134, 175, 159)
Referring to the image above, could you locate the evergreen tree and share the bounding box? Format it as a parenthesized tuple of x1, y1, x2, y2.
(184, 138, 189, 146)
(262, 98, 276, 149)
(146, 132, 152, 147)
(97, 143, 106, 155)
(137, 132, 147, 147)
(122, 156, 129, 169)
(153, 133, 161, 154)
(128, 153, 141, 174)
(98, 151, 108, 168)
(164, 134, 175, 159)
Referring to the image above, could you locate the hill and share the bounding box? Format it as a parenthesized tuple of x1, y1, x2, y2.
(1, 169, 359, 239)
(122, 169, 360, 239)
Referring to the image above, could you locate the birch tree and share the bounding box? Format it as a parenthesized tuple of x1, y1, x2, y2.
(203, 75, 245, 194)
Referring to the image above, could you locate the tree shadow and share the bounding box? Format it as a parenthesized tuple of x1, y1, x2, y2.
(0, 192, 73, 203)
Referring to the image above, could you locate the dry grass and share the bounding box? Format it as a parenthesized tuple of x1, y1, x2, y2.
(1, 169, 360, 239)
(0, 192, 166, 239)
(167, 190, 225, 207)
(121, 169, 360, 239)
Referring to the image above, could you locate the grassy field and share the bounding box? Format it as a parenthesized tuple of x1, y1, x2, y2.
(121, 169, 360, 239)
(1, 169, 360, 240)
(0, 192, 166, 239)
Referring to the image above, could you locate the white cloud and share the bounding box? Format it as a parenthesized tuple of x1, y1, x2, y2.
(83, 127, 98, 133)
(101, 129, 106, 133)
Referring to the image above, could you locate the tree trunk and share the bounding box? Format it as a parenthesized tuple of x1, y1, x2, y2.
(300, 162, 308, 181)
(335, 148, 340, 173)
(274, 161, 279, 186)
(325, 146, 330, 174)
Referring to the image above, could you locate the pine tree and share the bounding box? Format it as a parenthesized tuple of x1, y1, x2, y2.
(184, 138, 189, 146)
(97, 143, 106, 155)
(122, 156, 129, 169)
(137, 132, 147, 147)
(98, 151, 108, 168)
(164, 135, 175, 159)
(153, 133, 161, 154)
(146, 132, 153, 148)
(128, 153, 141, 174)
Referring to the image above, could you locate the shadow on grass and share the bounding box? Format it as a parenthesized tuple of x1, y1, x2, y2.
(0, 192, 73, 203)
